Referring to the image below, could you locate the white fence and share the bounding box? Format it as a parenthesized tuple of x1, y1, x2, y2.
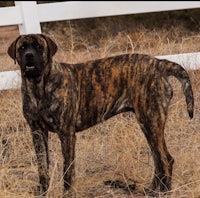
(1, 1, 200, 90)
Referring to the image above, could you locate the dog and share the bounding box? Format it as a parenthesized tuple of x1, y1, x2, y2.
(7, 34, 194, 196)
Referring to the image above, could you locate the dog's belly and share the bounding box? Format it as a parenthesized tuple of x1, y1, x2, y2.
(75, 100, 134, 132)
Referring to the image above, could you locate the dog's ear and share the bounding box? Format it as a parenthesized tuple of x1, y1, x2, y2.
(7, 35, 21, 63)
(41, 34, 57, 58)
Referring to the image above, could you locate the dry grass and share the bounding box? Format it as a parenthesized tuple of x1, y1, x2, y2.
(1, 13, 200, 198)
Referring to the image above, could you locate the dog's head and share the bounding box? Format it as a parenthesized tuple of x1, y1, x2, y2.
(8, 34, 57, 79)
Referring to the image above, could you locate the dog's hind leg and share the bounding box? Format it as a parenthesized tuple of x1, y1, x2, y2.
(138, 110, 174, 195)
(134, 84, 174, 194)
(143, 125, 174, 193)
(32, 129, 50, 195)
(58, 127, 76, 192)
(137, 113, 174, 195)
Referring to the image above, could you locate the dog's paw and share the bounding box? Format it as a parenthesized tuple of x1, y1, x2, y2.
(143, 187, 170, 197)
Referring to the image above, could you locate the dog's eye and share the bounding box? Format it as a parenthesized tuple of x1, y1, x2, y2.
(37, 44, 43, 50)
(19, 45, 26, 51)
(33, 42, 43, 50)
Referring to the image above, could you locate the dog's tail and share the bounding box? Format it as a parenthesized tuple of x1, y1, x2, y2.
(158, 59, 194, 119)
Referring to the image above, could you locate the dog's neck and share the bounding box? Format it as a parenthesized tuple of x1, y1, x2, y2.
(22, 76, 45, 100)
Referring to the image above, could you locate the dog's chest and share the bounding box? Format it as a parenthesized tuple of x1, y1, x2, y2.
(23, 94, 62, 131)
(38, 100, 62, 131)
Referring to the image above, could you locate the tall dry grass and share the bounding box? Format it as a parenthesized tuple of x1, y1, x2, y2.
(1, 13, 200, 197)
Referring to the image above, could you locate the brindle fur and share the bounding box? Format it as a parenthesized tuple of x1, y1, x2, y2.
(8, 34, 194, 195)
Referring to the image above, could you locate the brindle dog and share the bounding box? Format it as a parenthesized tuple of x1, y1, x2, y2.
(8, 34, 194, 196)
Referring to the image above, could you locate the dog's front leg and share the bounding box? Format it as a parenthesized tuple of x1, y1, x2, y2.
(32, 130, 49, 195)
(58, 128, 76, 192)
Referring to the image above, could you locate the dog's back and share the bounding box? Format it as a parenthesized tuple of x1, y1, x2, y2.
(59, 53, 194, 131)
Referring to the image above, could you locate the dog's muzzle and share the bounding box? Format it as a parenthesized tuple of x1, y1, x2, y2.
(25, 53, 35, 71)
(23, 53, 40, 78)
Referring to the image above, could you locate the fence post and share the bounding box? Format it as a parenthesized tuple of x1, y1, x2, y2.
(14, 1, 41, 35)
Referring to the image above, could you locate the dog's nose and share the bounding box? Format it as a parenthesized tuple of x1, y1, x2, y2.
(25, 53, 34, 59)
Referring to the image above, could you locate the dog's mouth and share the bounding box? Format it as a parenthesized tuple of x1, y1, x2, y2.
(24, 65, 40, 78)
(25, 65, 36, 71)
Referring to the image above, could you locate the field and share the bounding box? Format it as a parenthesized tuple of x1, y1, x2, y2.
(1, 11, 200, 198)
